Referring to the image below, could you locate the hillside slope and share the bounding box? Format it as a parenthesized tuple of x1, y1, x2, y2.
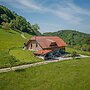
(0, 28, 42, 68)
(0, 28, 26, 51)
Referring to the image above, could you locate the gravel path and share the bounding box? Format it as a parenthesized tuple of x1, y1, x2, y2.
(0, 58, 70, 73)
(0, 55, 90, 73)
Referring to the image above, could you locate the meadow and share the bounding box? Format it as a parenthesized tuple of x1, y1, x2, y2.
(0, 58, 90, 90)
(0, 28, 90, 90)
(0, 29, 26, 51)
(0, 29, 42, 68)
(9, 48, 43, 63)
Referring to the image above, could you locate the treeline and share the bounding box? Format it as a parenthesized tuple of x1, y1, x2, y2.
(0, 5, 41, 35)
(43, 30, 90, 52)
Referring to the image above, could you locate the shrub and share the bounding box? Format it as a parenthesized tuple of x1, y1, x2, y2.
(71, 51, 77, 59)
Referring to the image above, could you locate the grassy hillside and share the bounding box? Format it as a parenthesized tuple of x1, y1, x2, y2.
(0, 29, 26, 51)
(0, 29, 42, 68)
(43, 30, 90, 51)
(0, 58, 90, 90)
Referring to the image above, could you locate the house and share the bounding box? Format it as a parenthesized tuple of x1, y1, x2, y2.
(25, 36, 67, 59)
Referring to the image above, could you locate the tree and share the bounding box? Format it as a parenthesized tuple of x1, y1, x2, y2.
(82, 37, 90, 52)
(9, 20, 17, 29)
(2, 22, 10, 31)
(32, 24, 40, 31)
(0, 5, 41, 35)
(31, 24, 41, 35)
(1, 14, 10, 22)
(82, 44, 90, 52)
(10, 16, 32, 33)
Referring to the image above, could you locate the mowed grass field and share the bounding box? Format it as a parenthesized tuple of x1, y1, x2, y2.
(0, 29, 42, 68)
(0, 58, 90, 90)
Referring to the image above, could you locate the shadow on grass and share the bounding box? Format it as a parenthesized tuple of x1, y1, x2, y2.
(9, 31, 16, 34)
(76, 58, 80, 59)
(15, 68, 26, 72)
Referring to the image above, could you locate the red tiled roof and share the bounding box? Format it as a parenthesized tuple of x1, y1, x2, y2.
(29, 36, 67, 49)
(34, 50, 52, 55)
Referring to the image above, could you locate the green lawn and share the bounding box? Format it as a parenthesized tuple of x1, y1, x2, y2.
(9, 48, 43, 63)
(0, 58, 90, 90)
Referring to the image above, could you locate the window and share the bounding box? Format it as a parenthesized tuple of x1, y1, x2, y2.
(36, 44, 38, 47)
(31, 44, 32, 49)
(50, 42, 57, 47)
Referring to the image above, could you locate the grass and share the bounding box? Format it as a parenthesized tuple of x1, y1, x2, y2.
(0, 51, 11, 68)
(0, 58, 90, 90)
(0, 49, 43, 69)
(0, 29, 26, 51)
(0, 29, 43, 68)
(66, 47, 90, 56)
(24, 32, 32, 39)
(0, 28, 90, 90)
(9, 48, 43, 63)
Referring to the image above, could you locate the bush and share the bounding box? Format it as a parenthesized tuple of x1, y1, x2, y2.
(2, 22, 10, 30)
(71, 51, 77, 59)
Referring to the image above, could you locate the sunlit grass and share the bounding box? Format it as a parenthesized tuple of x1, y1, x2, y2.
(66, 47, 90, 56)
(0, 58, 90, 90)
(9, 48, 43, 63)
(0, 29, 26, 51)
(0, 29, 42, 68)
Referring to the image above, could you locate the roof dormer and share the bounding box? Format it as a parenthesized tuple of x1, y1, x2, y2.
(50, 42, 57, 47)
